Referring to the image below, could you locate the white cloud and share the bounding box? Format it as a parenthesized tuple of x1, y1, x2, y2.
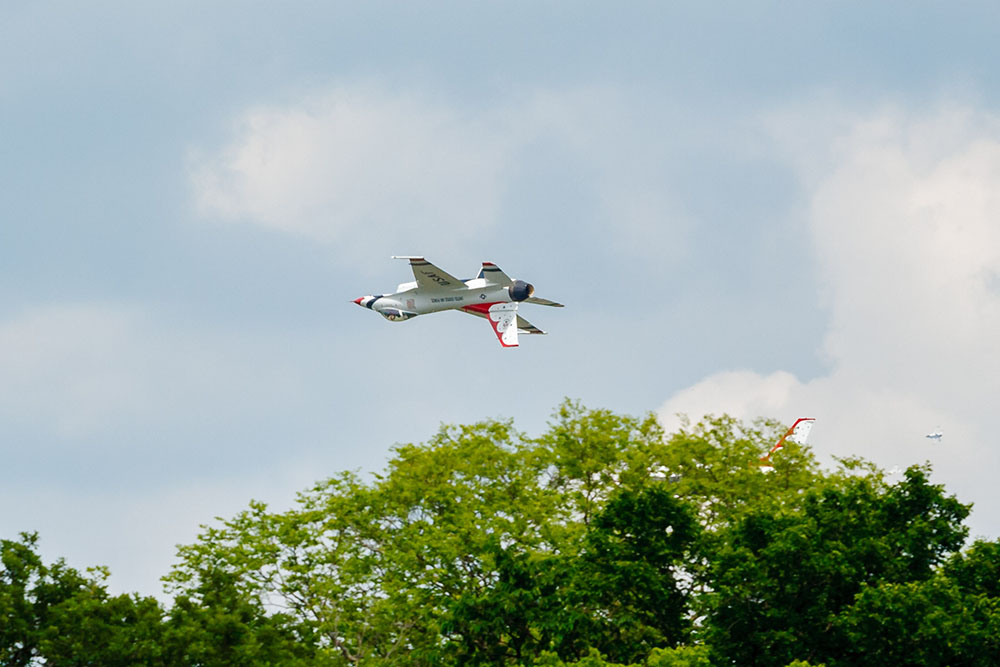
(190, 83, 693, 265)
(191, 86, 512, 255)
(659, 103, 1000, 537)
(658, 370, 802, 434)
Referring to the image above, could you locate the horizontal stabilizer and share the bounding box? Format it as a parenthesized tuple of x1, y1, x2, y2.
(526, 296, 564, 307)
(516, 315, 546, 335)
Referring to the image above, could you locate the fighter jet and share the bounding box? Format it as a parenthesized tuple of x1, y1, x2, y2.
(925, 429, 943, 441)
(353, 256, 563, 347)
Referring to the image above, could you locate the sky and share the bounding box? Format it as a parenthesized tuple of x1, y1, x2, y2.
(4, 1, 1000, 598)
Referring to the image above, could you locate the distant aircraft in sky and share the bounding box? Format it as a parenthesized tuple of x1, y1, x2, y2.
(353, 256, 563, 347)
(925, 428, 943, 441)
(759, 417, 816, 471)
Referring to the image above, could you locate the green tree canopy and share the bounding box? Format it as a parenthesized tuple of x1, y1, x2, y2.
(705, 466, 971, 666)
(4, 401, 997, 666)
(1, 532, 168, 666)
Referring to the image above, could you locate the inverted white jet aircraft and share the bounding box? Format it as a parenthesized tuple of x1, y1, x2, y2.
(353, 256, 564, 347)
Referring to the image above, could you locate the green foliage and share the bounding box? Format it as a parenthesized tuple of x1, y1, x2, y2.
(4, 401, 996, 666)
(162, 568, 321, 666)
(164, 402, 704, 664)
(659, 414, 822, 530)
(444, 486, 700, 665)
(531, 647, 629, 666)
(646, 645, 712, 666)
(0, 532, 168, 666)
(943, 538, 1000, 598)
(36, 583, 167, 665)
(579, 486, 700, 661)
(165, 471, 396, 664)
(834, 575, 1000, 666)
(704, 465, 970, 666)
(535, 400, 667, 528)
(530, 645, 713, 667)
(0, 533, 45, 665)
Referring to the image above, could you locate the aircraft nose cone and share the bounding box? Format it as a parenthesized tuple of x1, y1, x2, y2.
(353, 297, 364, 305)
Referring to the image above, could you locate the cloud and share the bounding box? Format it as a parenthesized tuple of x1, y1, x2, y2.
(190, 83, 694, 265)
(191, 86, 512, 255)
(659, 370, 802, 434)
(659, 103, 1000, 536)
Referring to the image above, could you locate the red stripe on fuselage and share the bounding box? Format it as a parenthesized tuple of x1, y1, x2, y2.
(462, 302, 502, 315)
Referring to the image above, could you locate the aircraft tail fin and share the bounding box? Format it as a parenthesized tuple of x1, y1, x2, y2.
(487, 302, 519, 347)
(768, 418, 816, 456)
(477, 261, 513, 286)
(758, 418, 815, 471)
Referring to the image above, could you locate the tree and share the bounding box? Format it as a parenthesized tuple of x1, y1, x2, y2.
(444, 486, 700, 665)
(0, 533, 48, 665)
(162, 567, 320, 666)
(943, 538, 1000, 598)
(1, 532, 169, 666)
(576, 486, 700, 662)
(534, 400, 668, 528)
(165, 472, 398, 664)
(834, 575, 1000, 666)
(36, 580, 168, 666)
(165, 402, 709, 664)
(7, 403, 997, 665)
(704, 466, 970, 666)
(162, 403, 990, 665)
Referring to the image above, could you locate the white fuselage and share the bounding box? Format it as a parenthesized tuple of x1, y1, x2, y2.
(357, 278, 516, 321)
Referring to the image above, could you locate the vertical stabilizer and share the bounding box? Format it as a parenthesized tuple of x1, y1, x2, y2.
(488, 303, 519, 347)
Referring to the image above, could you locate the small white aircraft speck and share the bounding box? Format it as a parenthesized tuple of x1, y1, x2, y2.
(353, 256, 563, 347)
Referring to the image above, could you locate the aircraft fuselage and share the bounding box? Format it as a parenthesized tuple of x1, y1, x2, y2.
(354, 279, 519, 322)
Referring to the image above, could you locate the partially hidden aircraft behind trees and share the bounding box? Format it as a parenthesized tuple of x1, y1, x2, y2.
(353, 256, 564, 347)
(759, 417, 815, 471)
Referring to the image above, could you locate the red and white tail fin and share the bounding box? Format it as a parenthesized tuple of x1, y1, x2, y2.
(760, 417, 815, 469)
(769, 417, 815, 455)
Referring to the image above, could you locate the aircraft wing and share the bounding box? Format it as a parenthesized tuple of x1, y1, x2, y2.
(392, 256, 463, 291)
